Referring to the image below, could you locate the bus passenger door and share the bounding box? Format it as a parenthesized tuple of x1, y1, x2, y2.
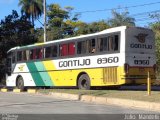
(6, 57, 12, 76)
(6, 52, 16, 76)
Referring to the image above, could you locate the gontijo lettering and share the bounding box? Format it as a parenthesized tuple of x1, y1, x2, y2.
(59, 59, 91, 67)
(130, 44, 152, 49)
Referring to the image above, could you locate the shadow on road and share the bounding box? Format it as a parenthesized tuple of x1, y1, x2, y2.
(92, 85, 160, 91)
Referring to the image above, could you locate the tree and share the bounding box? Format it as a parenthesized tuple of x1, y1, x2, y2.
(149, 13, 160, 23)
(108, 10, 135, 27)
(18, 0, 43, 26)
(0, 10, 37, 84)
(149, 13, 160, 73)
(40, 3, 82, 41)
(150, 22, 160, 72)
(0, 10, 37, 63)
(74, 20, 110, 35)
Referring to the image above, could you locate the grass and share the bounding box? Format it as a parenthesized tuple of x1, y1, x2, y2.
(37, 88, 160, 103)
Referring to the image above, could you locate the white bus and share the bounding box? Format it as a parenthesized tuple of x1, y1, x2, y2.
(6, 26, 156, 90)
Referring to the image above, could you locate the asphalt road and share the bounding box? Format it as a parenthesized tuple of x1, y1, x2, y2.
(0, 92, 159, 120)
(0, 92, 158, 114)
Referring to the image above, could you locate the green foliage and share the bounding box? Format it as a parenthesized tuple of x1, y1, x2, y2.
(108, 10, 135, 27)
(75, 20, 110, 35)
(35, 27, 44, 42)
(150, 22, 160, 72)
(40, 3, 81, 41)
(0, 10, 38, 83)
(36, 4, 110, 42)
(149, 13, 160, 74)
(18, 0, 43, 26)
(149, 13, 160, 22)
(0, 10, 37, 63)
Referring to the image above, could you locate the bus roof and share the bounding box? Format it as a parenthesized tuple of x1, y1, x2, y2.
(7, 26, 151, 53)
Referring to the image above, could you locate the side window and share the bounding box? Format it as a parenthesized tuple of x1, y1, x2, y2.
(52, 45, 57, 57)
(36, 48, 43, 59)
(114, 35, 119, 51)
(45, 46, 52, 58)
(108, 36, 114, 51)
(68, 42, 75, 55)
(77, 41, 87, 54)
(17, 51, 22, 62)
(33, 49, 37, 59)
(60, 44, 68, 56)
(23, 50, 27, 61)
(98, 35, 119, 52)
(30, 49, 34, 60)
(103, 37, 109, 51)
(98, 37, 108, 52)
(88, 39, 96, 53)
(26, 50, 30, 60)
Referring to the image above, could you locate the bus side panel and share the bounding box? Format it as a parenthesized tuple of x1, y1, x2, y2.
(47, 67, 125, 87)
(43, 60, 126, 87)
(8, 61, 127, 87)
(20, 73, 36, 86)
(47, 68, 103, 86)
(6, 73, 36, 87)
(6, 74, 17, 87)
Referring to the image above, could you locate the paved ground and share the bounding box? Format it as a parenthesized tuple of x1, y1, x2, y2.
(0, 92, 158, 114)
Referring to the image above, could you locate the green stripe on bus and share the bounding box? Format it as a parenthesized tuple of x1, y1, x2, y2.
(34, 62, 54, 86)
(26, 62, 45, 86)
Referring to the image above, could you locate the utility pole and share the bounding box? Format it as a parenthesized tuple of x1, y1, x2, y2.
(44, 0, 47, 42)
(147, 71, 151, 96)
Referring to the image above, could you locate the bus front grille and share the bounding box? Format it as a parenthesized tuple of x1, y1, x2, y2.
(103, 67, 118, 84)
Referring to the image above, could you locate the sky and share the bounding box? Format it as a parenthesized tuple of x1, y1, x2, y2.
(0, 0, 160, 28)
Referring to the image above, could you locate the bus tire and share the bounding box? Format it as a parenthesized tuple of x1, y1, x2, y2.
(78, 74, 91, 90)
(16, 76, 24, 91)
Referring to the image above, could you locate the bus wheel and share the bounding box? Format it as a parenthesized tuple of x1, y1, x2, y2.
(16, 76, 24, 91)
(78, 74, 90, 90)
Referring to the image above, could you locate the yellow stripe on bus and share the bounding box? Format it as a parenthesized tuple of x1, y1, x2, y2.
(43, 60, 56, 70)
(43, 60, 58, 86)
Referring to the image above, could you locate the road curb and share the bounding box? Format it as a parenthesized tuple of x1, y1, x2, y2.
(38, 92, 160, 111)
(49, 92, 79, 100)
(0, 88, 8, 92)
(27, 89, 37, 94)
(13, 89, 21, 93)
